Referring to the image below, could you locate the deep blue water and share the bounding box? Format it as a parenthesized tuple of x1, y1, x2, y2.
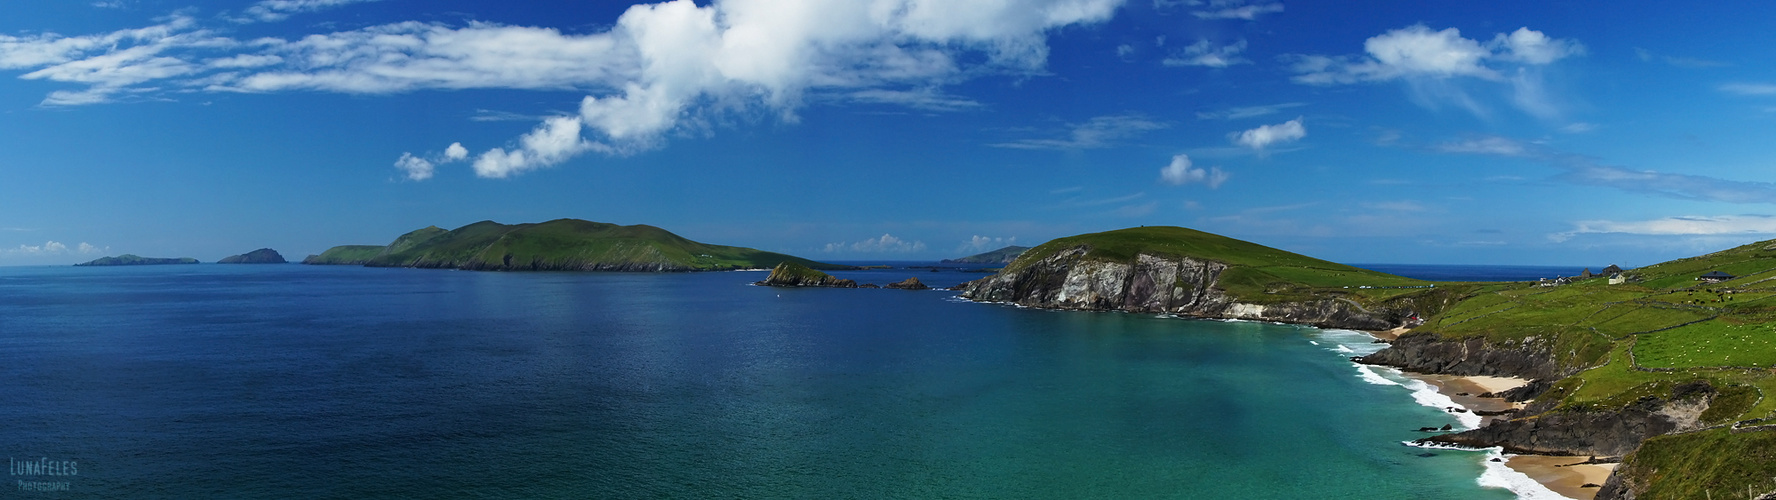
(0, 264, 1519, 498)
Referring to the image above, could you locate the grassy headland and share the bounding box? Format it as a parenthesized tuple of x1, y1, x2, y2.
(312, 218, 847, 272)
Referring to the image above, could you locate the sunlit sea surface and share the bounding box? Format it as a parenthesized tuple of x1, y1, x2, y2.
(0, 263, 1531, 498)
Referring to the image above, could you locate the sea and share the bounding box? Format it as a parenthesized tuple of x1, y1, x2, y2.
(0, 262, 1581, 498)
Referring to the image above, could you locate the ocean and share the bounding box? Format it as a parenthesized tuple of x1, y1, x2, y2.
(0, 263, 1539, 498)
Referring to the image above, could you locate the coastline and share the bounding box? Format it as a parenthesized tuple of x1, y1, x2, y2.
(1363, 330, 1617, 500)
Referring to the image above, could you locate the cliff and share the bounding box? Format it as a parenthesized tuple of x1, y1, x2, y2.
(74, 254, 199, 266)
(942, 245, 1031, 264)
(958, 228, 1444, 330)
(218, 248, 287, 264)
(754, 262, 857, 288)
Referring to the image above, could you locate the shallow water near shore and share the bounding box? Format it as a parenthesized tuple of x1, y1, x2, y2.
(0, 264, 1518, 498)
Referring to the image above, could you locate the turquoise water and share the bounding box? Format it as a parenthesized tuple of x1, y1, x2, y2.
(0, 264, 1515, 498)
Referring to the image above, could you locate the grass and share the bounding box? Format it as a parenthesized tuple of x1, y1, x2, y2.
(1611, 428, 1776, 500)
(1635, 320, 1776, 369)
(302, 245, 385, 265)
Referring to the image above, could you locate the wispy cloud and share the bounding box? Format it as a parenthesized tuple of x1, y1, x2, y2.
(990, 114, 1168, 150)
(237, 0, 380, 23)
(1554, 214, 1776, 242)
(1437, 134, 1776, 204)
(1634, 48, 1728, 68)
(957, 235, 1018, 253)
(848, 88, 982, 112)
(823, 233, 926, 253)
(1196, 102, 1305, 120)
(1190, 1, 1283, 20)
(1162, 39, 1248, 68)
(1719, 83, 1776, 96)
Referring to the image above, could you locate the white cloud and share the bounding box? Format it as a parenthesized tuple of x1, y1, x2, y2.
(393, 141, 472, 181)
(1289, 25, 1581, 118)
(847, 88, 982, 111)
(5, 240, 101, 255)
(1196, 102, 1304, 120)
(1191, 1, 1282, 20)
(958, 235, 1018, 253)
(1231, 117, 1305, 151)
(1554, 215, 1776, 242)
(1162, 39, 1248, 68)
(472, 116, 596, 178)
(991, 113, 1167, 150)
(1720, 83, 1776, 96)
(241, 0, 379, 23)
(824, 233, 927, 253)
(1159, 154, 1228, 188)
(1434, 136, 1532, 156)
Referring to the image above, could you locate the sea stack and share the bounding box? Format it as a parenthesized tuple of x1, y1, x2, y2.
(755, 262, 858, 288)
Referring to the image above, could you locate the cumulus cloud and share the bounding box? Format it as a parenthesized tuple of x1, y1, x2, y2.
(958, 235, 1018, 253)
(1159, 154, 1228, 188)
(2, 0, 1123, 174)
(1162, 39, 1248, 68)
(824, 234, 927, 253)
(1290, 25, 1581, 118)
(1231, 117, 1305, 151)
(991, 113, 1167, 150)
(393, 141, 471, 181)
(1553, 215, 1776, 242)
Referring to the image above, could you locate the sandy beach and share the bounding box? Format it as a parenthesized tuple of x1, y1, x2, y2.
(1370, 332, 1615, 500)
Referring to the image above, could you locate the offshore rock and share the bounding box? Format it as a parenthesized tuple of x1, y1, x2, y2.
(218, 248, 288, 264)
(754, 262, 857, 288)
(884, 277, 929, 290)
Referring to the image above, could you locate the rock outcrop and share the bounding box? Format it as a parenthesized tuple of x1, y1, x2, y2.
(218, 248, 287, 264)
(1354, 332, 1563, 381)
(884, 277, 929, 290)
(958, 245, 1415, 330)
(1418, 381, 1718, 457)
(754, 262, 857, 288)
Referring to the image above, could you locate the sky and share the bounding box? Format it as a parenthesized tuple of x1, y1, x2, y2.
(3, 0, 1775, 267)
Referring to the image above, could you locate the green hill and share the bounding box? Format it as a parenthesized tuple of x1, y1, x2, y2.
(311, 218, 846, 272)
(1005, 226, 1436, 304)
(942, 245, 1031, 264)
(74, 254, 199, 266)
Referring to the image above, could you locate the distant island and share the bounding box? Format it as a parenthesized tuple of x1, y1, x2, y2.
(941, 245, 1029, 264)
(306, 218, 850, 272)
(218, 248, 287, 264)
(74, 254, 200, 266)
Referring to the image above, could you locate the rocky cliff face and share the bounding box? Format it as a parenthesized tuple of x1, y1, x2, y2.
(958, 246, 1412, 330)
(1354, 332, 1563, 381)
(1419, 381, 1717, 457)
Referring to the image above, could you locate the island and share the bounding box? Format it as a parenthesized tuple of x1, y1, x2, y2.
(218, 248, 287, 264)
(309, 219, 850, 272)
(74, 254, 200, 266)
(941, 245, 1030, 264)
(955, 225, 1776, 499)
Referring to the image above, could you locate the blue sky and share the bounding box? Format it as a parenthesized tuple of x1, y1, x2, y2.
(3, 0, 1775, 267)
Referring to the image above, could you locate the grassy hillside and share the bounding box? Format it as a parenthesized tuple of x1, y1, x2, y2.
(1406, 238, 1776, 495)
(1007, 226, 1443, 305)
(302, 245, 386, 265)
(360, 218, 847, 271)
